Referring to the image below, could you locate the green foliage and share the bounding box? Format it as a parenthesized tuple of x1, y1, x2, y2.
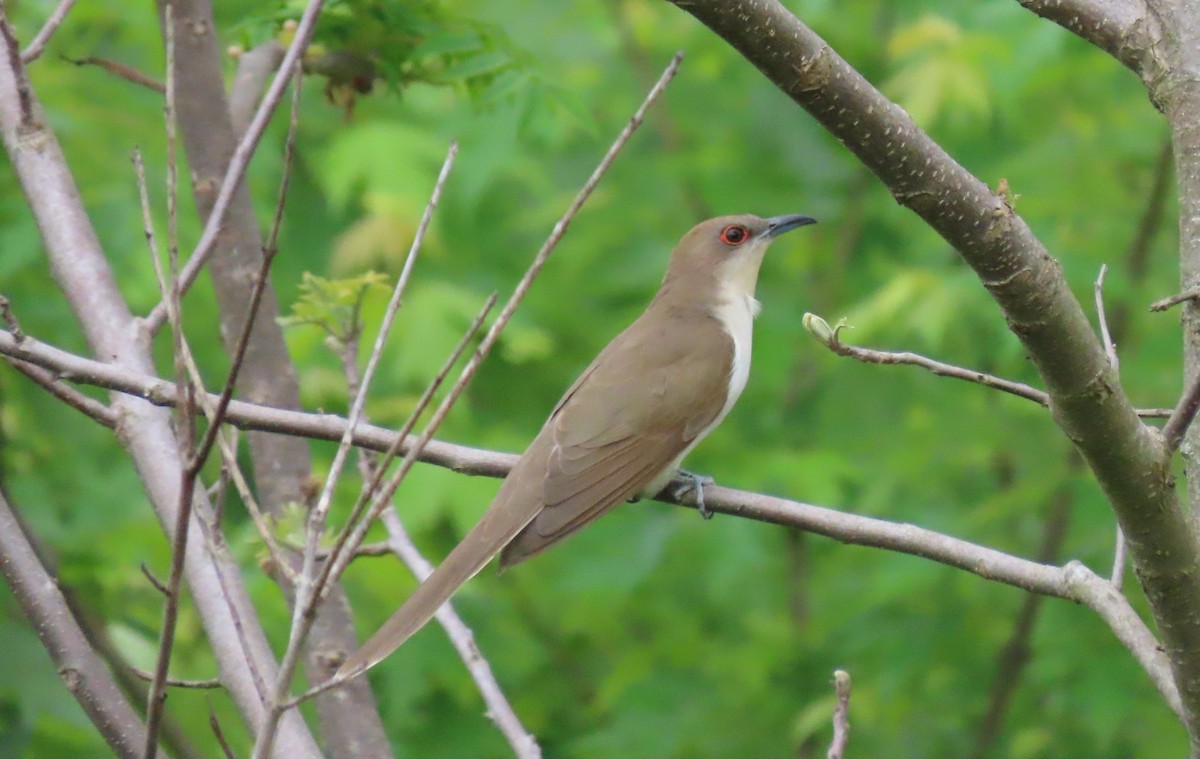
(0, 0, 1186, 757)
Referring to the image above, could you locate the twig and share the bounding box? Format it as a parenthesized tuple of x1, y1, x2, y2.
(144, 0, 328, 333)
(62, 55, 164, 92)
(5, 356, 116, 426)
(387, 508, 543, 757)
(141, 562, 169, 596)
(1161, 374, 1200, 454)
(826, 670, 851, 759)
(143, 9, 196, 753)
(266, 292, 496, 748)
(339, 325, 540, 757)
(297, 139, 458, 633)
(0, 10, 34, 125)
(0, 490, 163, 758)
(20, 0, 78, 63)
(803, 313, 1170, 419)
(0, 324, 1182, 716)
(253, 138, 461, 758)
(316, 541, 390, 560)
(1150, 286, 1200, 312)
(208, 707, 236, 759)
(131, 667, 221, 690)
(0, 294, 23, 341)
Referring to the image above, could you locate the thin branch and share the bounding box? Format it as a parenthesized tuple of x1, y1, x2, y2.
(0, 294, 23, 341)
(135, 146, 294, 583)
(339, 327, 539, 758)
(0, 490, 166, 758)
(141, 562, 169, 596)
(144, 0, 328, 333)
(62, 55, 164, 92)
(144, 10, 197, 753)
(297, 139, 458, 634)
(20, 0, 78, 63)
(5, 356, 116, 426)
(131, 668, 222, 690)
(277, 54, 683, 727)
(208, 708, 236, 759)
(252, 137, 461, 758)
(804, 314, 1170, 418)
(0, 16, 320, 755)
(0, 324, 1180, 715)
(826, 670, 851, 759)
(259, 291, 496, 756)
(1161, 374, 1200, 454)
(1151, 286, 1200, 312)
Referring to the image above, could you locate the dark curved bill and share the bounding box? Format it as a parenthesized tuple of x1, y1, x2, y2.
(762, 213, 818, 239)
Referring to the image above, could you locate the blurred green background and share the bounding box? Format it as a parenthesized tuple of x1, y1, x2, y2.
(0, 0, 1184, 756)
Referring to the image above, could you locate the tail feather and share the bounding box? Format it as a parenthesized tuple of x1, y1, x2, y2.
(335, 492, 540, 678)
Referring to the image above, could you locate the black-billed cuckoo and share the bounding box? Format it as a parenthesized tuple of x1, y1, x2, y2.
(338, 213, 816, 676)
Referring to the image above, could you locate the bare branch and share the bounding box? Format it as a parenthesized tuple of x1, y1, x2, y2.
(826, 670, 851, 759)
(338, 322, 539, 758)
(144, 11, 200, 752)
(1151, 286, 1200, 312)
(0, 15, 320, 755)
(1014, 0, 1158, 77)
(131, 668, 222, 690)
(20, 0, 78, 63)
(62, 55, 164, 92)
(5, 357, 115, 426)
(0, 325, 1180, 715)
(1162, 374, 1200, 454)
(0, 490, 165, 758)
(803, 313, 1169, 419)
(144, 0, 329, 331)
(666, 0, 1199, 731)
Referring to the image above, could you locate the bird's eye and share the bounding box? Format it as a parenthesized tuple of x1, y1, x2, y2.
(719, 225, 749, 246)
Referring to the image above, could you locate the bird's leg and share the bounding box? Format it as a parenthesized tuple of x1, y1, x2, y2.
(672, 470, 716, 519)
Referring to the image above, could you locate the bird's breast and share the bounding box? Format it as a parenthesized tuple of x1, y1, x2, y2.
(712, 291, 759, 421)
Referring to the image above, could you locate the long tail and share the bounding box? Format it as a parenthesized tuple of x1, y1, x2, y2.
(336, 489, 540, 678)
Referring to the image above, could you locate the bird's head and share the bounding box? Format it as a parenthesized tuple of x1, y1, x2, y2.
(663, 213, 817, 300)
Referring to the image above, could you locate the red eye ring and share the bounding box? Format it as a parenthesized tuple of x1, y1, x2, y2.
(719, 224, 750, 246)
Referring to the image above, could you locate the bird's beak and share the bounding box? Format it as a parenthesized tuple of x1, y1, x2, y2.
(761, 213, 818, 239)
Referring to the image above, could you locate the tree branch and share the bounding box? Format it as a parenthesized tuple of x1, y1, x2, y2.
(0, 326, 1180, 717)
(666, 0, 1199, 736)
(0, 489, 166, 759)
(0, 13, 321, 757)
(1013, 0, 1158, 77)
(19, 0, 77, 63)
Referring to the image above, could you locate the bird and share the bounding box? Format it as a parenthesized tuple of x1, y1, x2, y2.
(337, 212, 816, 677)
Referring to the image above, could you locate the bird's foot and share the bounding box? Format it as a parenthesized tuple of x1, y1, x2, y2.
(672, 470, 716, 519)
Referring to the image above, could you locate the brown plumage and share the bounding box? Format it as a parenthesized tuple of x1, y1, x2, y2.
(337, 213, 815, 676)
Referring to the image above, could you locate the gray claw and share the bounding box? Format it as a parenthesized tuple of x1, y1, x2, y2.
(672, 470, 716, 519)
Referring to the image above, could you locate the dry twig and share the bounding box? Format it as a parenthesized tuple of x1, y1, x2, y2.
(827, 670, 851, 759)
(20, 0, 78, 63)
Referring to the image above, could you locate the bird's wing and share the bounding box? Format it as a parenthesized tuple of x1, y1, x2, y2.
(499, 313, 732, 565)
